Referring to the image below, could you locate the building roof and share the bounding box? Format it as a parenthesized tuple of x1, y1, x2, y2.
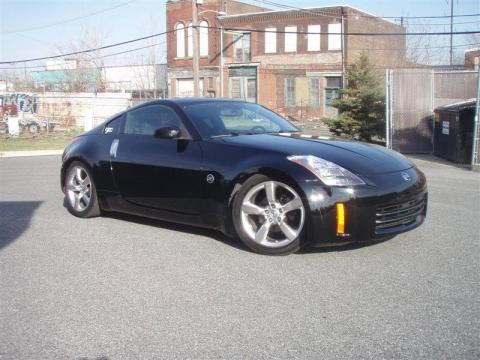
(464, 48, 480, 53)
(31, 68, 101, 86)
(218, 4, 399, 25)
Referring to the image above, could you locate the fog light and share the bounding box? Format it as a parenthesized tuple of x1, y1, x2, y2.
(336, 203, 345, 235)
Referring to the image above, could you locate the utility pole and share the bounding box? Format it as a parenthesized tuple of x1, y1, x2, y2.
(192, 0, 200, 97)
(450, 0, 454, 66)
(220, 25, 224, 97)
(340, 6, 346, 89)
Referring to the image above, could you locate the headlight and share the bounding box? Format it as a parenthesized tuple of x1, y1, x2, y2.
(287, 155, 365, 186)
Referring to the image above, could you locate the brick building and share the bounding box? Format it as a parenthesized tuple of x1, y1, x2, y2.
(166, 0, 406, 119)
(465, 48, 480, 70)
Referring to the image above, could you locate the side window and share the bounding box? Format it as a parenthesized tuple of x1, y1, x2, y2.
(124, 105, 186, 136)
(103, 115, 124, 135)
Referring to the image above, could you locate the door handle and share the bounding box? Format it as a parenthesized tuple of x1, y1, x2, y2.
(110, 138, 119, 159)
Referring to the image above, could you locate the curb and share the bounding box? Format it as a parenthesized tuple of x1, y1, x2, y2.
(0, 150, 64, 158)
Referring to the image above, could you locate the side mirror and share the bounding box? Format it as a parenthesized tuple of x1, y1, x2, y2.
(154, 126, 181, 139)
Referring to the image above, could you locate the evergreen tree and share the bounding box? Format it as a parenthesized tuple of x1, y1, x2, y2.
(323, 53, 385, 142)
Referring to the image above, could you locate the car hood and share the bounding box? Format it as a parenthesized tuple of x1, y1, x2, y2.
(220, 133, 413, 175)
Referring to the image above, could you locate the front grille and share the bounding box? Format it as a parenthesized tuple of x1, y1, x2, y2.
(376, 194, 426, 231)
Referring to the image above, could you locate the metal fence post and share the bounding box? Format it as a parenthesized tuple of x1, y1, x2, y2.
(471, 65, 480, 167)
(385, 69, 391, 149)
(431, 69, 435, 154)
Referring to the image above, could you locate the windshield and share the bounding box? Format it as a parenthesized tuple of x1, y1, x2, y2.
(182, 101, 299, 138)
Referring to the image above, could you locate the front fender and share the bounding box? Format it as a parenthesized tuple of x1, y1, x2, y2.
(199, 140, 321, 235)
(60, 135, 114, 195)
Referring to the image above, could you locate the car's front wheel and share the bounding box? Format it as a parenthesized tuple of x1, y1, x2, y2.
(64, 161, 101, 218)
(232, 175, 306, 255)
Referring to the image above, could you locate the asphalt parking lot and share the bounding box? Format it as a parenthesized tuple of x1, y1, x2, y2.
(0, 155, 479, 359)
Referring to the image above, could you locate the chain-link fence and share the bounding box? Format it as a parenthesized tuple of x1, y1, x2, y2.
(386, 69, 478, 160)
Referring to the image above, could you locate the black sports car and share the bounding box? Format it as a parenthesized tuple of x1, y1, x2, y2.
(61, 98, 427, 255)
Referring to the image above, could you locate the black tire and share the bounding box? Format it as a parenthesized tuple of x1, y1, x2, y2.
(64, 161, 101, 218)
(232, 174, 306, 255)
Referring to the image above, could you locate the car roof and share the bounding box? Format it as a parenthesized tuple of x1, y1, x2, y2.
(137, 97, 245, 107)
(170, 97, 244, 104)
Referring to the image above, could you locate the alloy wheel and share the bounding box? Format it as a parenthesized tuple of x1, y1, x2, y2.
(240, 181, 305, 248)
(66, 166, 92, 212)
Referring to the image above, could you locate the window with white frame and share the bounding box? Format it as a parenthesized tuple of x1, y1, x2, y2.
(187, 23, 193, 57)
(307, 25, 321, 51)
(284, 26, 297, 53)
(233, 33, 251, 62)
(265, 27, 276, 53)
(328, 23, 341, 50)
(199, 21, 208, 56)
(285, 78, 296, 107)
(175, 23, 185, 58)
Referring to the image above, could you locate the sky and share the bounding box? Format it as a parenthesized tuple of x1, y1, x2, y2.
(0, 0, 479, 68)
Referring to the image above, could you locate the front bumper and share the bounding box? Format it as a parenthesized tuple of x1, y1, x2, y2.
(301, 166, 428, 245)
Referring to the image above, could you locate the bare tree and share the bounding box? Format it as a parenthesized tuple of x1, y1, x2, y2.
(405, 23, 437, 66)
(464, 33, 480, 47)
(129, 14, 166, 99)
(0, 68, 33, 92)
(55, 27, 106, 92)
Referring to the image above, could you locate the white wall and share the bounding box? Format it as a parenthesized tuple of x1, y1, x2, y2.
(38, 92, 132, 130)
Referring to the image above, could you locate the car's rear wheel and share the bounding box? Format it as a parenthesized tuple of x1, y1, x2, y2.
(64, 161, 101, 218)
(233, 175, 306, 255)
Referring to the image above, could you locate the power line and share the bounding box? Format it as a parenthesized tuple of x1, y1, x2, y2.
(0, 40, 166, 70)
(393, 13, 480, 19)
(405, 19, 480, 26)
(246, 0, 480, 20)
(2, 24, 479, 66)
(0, 30, 174, 65)
(95, 41, 166, 60)
(2, 0, 137, 35)
(1, 40, 477, 72)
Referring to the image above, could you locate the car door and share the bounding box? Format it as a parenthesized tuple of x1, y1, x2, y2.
(110, 103, 204, 215)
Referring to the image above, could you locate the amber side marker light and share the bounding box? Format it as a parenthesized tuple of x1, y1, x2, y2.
(336, 203, 345, 235)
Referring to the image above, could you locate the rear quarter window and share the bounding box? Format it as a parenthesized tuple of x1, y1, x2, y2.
(103, 115, 124, 135)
